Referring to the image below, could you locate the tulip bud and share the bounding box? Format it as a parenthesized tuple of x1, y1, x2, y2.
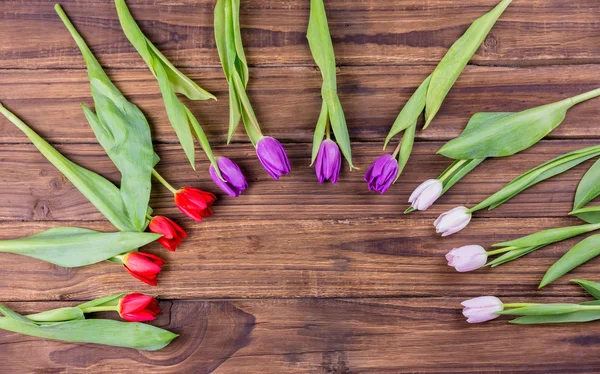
(461, 296, 503, 323)
(118, 293, 161, 322)
(256, 136, 291, 180)
(446, 245, 487, 272)
(408, 179, 443, 210)
(120, 252, 165, 286)
(174, 187, 217, 222)
(148, 216, 186, 252)
(364, 154, 399, 194)
(315, 140, 342, 184)
(434, 206, 472, 236)
(210, 157, 248, 197)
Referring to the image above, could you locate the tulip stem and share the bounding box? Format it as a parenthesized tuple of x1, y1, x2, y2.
(391, 141, 402, 158)
(502, 303, 539, 308)
(486, 246, 518, 256)
(325, 122, 331, 140)
(81, 306, 118, 313)
(439, 159, 468, 183)
(146, 214, 154, 221)
(152, 169, 178, 194)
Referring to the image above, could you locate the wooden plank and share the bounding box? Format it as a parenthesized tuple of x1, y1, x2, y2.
(1, 65, 600, 145)
(0, 217, 597, 301)
(0, 297, 599, 373)
(0, 140, 594, 222)
(1, 1, 599, 69)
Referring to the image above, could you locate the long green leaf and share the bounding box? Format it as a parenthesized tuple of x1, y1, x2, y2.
(493, 223, 600, 249)
(384, 75, 431, 148)
(470, 145, 600, 212)
(56, 5, 154, 231)
(25, 308, 85, 323)
(574, 158, 600, 211)
(487, 245, 543, 267)
(0, 305, 177, 351)
(510, 311, 600, 324)
(499, 304, 582, 316)
(310, 100, 328, 166)
(439, 88, 600, 159)
(307, 0, 354, 168)
(395, 123, 416, 182)
(424, 0, 512, 128)
(0, 227, 160, 267)
(112, 0, 216, 169)
(572, 279, 600, 299)
(0, 104, 135, 231)
(540, 234, 600, 288)
(571, 206, 600, 224)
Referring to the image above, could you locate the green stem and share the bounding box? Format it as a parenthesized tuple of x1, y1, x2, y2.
(503, 303, 539, 308)
(81, 306, 118, 313)
(146, 213, 154, 221)
(439, 159, 468, 183)
(325, 122, 331, 140)
(486, 246, 518, 256)
(232, 73, 263, 137)
(152, 169, 177, 194)
(391, 141, 402, 159)
(569, 87, 600, 106)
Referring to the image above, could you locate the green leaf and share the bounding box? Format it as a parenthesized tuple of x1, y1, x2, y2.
(215, 0, 259, 144)
(462, 112, 514, 134)
(487, 245, 543, 267)
(56, 5, 154, 231)
(574, 158, 600, 211)
(571, 206, 600, 224)
(310, 100, 328, 166)
(395, 123, 416, 182)
(470, 144, 600, 212)
(0, 305, 177, 351)
(499, 304, 582, 316)
(540, 234, 600, 288)
(113, 0, 215, 101)
(493, 223, 600, 249)
(510, 311, 600, 324)
(25, 308, 85, 323)
(572, 279, 600, 299)
(112, 0, 215, 169)
(384, 75, 431, 148)
(0, 227, 160, 267)
(307, 0, 354, 169)
(424, 0, 512, 128)
(0, 104, 136, 231)
(439, 88, 600, 159)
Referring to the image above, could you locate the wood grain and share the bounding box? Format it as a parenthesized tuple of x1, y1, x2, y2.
(0, 216, 596, 301)
(1, 0, 599, 69)
(1, 297, 600, 373)
(2, 65, 600, 144)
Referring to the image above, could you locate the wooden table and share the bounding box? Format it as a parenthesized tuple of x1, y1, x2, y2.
(0, 0, 599, 372)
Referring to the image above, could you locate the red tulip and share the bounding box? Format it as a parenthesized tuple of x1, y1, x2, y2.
(149, 216, 187, 252)
(174, 187, 217, 222)
(121, 252, 165, 286)
(118, 293, 161, 322)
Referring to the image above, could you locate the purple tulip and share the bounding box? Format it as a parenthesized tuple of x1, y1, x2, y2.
(256, 136, 291, 180)
(461, 296, 503, 323)
(315, 140, 342, 184)
(434, 206, 472, 237)
(446, 245, 487, 272)
(210, 157, 248, 197)
(364, 154, 399, 194)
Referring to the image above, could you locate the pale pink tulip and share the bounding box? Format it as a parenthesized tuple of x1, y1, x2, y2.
(435, 206, 472, 236)
(446, 245, 487, 272)
(408, 179, 443, 211)
(461, 296, 503, 323)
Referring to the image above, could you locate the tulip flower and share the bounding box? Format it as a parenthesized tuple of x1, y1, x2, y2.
(148, 216, 186, 252)
(151, 169, 217, 222)
(446, 245, 487, 272)
(434, 206, 472, 236)
(364, 154, 399, 194)
(174, 187, 217, 222)
(118, 293, 161, 322)
(118, 252, 165, 286)
(461, 296, 504, 323)
(315, 140, 342, 184)
(210, 157, 248, 197)
(256, 136, 291, 180)
(409, 179, 443, 211)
